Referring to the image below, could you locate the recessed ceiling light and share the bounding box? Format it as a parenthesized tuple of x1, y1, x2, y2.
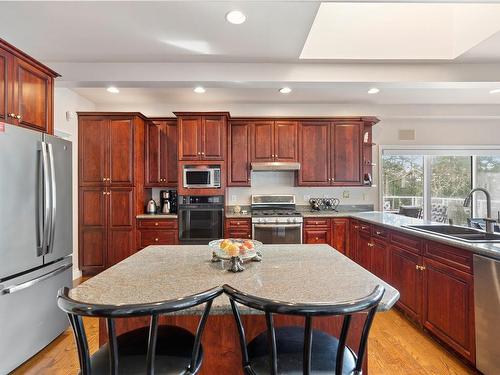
(367, 87, 380, 94)
(489, 88, 500, 94)
(106, 86, 119, 94)
(226, 10, 246, 25)
(194, 86, 206, 94)
(279, 87, 292, 94)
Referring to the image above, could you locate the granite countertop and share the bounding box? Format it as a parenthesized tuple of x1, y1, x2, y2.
(136, 214, 178, 219)
(225, 212, 251, 219)
(350, 211, 500, 260)
(70, 244, 399, 314)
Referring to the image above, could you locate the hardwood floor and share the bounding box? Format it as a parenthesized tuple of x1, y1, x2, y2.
(12, 308, 476, 375)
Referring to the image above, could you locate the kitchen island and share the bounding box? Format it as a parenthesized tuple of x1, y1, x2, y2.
(70, 244, 399, 374)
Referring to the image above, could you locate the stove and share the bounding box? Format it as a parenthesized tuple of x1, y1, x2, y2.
(251, 195, 303, 243)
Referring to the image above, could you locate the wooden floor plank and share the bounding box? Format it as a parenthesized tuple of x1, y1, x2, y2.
(12, 308, 477, 375)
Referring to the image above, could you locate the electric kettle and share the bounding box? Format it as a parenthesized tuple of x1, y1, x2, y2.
(146, 199, 157, 214)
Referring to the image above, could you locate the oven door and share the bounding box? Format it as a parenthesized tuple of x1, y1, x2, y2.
(252, 223, 302, 244)
(178, 206, 224, 244)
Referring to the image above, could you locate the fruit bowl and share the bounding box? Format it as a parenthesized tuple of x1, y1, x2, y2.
(209, 239, 263, 261)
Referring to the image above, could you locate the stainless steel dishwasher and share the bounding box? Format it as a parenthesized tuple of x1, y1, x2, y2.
(474, 254, 500, 374)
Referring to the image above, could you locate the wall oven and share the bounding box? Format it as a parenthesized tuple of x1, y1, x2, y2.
(178, 195, 224, 244)
(183, 165, 221, 189)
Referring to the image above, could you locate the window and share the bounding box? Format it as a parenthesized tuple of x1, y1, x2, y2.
(381, 147, 500, 226)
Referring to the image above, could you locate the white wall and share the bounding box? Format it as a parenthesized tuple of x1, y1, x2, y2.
(53, 87, 96, 279)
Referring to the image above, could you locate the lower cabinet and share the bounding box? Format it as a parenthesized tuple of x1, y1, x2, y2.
(303, 218, 348, 253)
(137, 218, 178, 249)
(356, 232, 372, 271)
(370, 238, 389, 280)
(224, 218, 252, 239)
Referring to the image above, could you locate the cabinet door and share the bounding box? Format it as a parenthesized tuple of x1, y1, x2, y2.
(297, 122, 330, 186)
(178, 116, 201, 160)
(331, 218, 348, 254)
(228, 122, 251, 186)
(371, 239, 389, 281)
(165, 121, 178, 185)
(79, 187, 107, 273)
(202, 116, 225, 160)
(251, 121, 274, 161)
(107, 187, 135, 266)
(145, 121, 161, 186)
(11, 57, 53, 133)
(0, 47, 12, 123)
(348, 221, 359, 260)
(108, 118, 134, 186)
(79, 117, 107, 186)
(422, 258, 475, 362)
(390, 245, 423, 323)
(274, 121, 297, 161)
(304, 229, 331, 244)
(357, 233, 372, 271)
(331, 122, 362, 185)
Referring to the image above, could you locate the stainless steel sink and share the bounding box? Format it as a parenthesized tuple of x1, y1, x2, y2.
(403, 224, 500, 243)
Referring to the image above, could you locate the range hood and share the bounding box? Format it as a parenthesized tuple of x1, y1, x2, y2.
(251, 162, 301, 171)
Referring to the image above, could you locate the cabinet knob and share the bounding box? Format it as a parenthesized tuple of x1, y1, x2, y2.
(8, 113, 16, 118)
(155, 222, 159, 226)
(201, 152, 205, 155)
(155, 238, 159, 242)
(248, 235, 251, 238)
(102, 191, 106, 195)
(315, 237, 319, 240)
(376, 231, 382, 235)
(107, 192, 111, 195)
(236, 222, 240, 225)
(16, 114, 21, 120)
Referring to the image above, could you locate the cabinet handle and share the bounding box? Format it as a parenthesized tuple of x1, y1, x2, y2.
(376, 231, 382, 235)
(155, 238, 159, 242)
(107, 192, 111, 195)
(415, 265, 426, 271)
(368, 242, 374, 247)
(102, 191, 106, 195)
(315, 237, 319, 240)
(8, 113, 16, 118)
(354, 225, 360, 229)
(236, 222, 240, 225)
(16, 114, 21, 120)
(202, 152, 205, 155)
(155, 222, 159, 226)
(248, 235, 251, 238)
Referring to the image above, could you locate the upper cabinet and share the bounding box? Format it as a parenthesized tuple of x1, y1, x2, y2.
(297, 119, 376, 187)
(251, 120, 298, 162)
(228, 121, 251, 186)
(145, 119, 178, 187)
(176, 112, 228, 161)
(0, 39, 59, 134)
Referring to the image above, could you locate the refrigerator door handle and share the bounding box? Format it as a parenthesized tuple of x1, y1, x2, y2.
(0, 263, 72, 295)
(47, 143, 57, 254)
(38, 142, 51, 256)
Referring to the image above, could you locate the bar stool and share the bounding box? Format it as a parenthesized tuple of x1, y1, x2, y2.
(223, 284, 385, 375)
(57, 286, 222, 375)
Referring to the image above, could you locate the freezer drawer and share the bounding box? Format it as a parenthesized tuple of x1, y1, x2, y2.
(0, 260, 72, 374)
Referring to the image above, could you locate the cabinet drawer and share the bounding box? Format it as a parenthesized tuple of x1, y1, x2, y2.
(138, 219, 177, 229)
(424, 241, 472, 274)
(139, 230, 177, 247)
(391, 231, 422, 253)
(304, 229, 330, 244)
(358, 221, 371, 235)
(372, 226, 388, 239)
(226, 229, 252, 239)
(226, 219, 251, 230)
(304, 218, 330, 228)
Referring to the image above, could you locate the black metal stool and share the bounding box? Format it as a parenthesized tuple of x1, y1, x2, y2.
(223, 284, 385, 375)
(57, 286, 222, 375)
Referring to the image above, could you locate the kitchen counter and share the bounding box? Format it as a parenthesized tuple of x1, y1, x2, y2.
(225, 212, 251, 219)
(136, 213, 178, 219)
(350, 211, 500, 261)
(70, 244, 399, 313)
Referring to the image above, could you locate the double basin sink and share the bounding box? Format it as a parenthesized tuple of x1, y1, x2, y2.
(404, 224, 500, 243)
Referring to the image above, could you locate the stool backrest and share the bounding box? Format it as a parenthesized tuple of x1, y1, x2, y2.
(57, 286, 223, 375)
(223, 284, 385, 375)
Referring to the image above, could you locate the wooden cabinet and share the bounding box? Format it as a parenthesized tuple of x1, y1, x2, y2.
(298, 121, 364, 186)
(137, 218, 178, 249)
(0, 39, 58, 133)
(370, 238, 389, 280)
(79, 116, 135, 187)
(356, 232, 373, 271)
(78, 113, 146, 275)
(177, 113, 227, 161)
(251, 121, 298, 162)
(331, 218, 348, 254)
(145, 119, 177, 187)
(298, 122, 330, 186)
(224, 218, 252, 239)
(228, 122, 251, 186)
(303, 218, 348, 253)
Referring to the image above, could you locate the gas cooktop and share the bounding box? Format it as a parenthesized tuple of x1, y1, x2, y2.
(251, 209, 302, 217)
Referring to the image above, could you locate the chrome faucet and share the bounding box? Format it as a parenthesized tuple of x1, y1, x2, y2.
(463, 188, 495, 233)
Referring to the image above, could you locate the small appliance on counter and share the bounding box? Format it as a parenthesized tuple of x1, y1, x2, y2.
(146, 199, 158, 214)
(160, 190, 177, 214)
(309, 198, 340, 212)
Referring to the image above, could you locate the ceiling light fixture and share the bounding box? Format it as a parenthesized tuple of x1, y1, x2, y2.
(194, 86, 206, 94)
(367, 87, 380, 94)
(226, 10, 246, 25)
(489, 88, 500, 94)
(279, 87, 292, 94)
(106, 86, 119, 94)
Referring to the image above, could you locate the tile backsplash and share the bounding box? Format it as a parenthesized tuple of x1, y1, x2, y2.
(226, 171, 378, 207)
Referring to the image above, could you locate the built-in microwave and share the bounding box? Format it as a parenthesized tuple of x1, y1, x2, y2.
(183, 165, 221, 189)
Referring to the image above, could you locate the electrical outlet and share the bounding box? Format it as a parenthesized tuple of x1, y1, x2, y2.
(231, 195, 236, 203)
(342, 191, 350, 199)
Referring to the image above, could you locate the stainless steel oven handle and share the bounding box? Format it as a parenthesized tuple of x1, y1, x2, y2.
(0, 263, 72, 295)
(253, 224, 303, 228)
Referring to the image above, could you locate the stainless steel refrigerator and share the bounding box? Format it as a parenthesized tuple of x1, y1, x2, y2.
(0, 123, 73, 374)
